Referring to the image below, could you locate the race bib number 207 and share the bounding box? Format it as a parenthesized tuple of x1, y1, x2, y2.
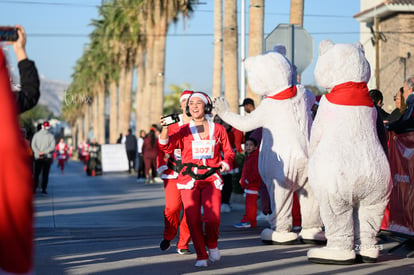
(192, 140, 215, 159)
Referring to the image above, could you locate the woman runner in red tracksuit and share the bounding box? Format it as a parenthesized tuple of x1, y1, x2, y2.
(157, 90, 193, 255)
(159, 92, 235, 267)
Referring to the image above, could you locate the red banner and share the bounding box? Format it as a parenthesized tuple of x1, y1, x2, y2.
(386, 131, 414, 236)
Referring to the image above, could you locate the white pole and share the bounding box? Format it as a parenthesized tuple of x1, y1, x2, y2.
(240, 0, 246, 114)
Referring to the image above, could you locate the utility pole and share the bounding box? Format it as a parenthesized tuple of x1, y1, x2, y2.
(240, 0, 246, 110)
(375, 16, 380, 89)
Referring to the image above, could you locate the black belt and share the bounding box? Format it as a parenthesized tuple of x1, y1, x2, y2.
(181, 163, 219, 180)
(167, 158, 183, 173)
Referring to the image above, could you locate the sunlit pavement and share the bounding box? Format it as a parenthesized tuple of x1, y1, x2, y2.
(34, 160, 414, 275)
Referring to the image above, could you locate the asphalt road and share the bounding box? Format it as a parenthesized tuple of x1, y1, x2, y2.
(34, 160, 414, 274)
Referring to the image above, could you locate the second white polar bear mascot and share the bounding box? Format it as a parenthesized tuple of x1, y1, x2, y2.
(307, 40, 392, 264)
(214, 46, 325, 244)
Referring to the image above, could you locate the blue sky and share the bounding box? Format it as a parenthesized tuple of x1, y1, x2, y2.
(0, 0, 361, 94)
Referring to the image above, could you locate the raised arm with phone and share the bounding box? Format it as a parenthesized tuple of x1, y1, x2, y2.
(1, 25, 40, 113)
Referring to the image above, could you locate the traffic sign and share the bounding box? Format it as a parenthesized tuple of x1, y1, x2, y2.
(265, 24, 313, 74)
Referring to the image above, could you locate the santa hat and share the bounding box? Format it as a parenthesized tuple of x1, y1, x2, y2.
(180, 90, 193, 102)
(43, 121, 50, 130)
(190, 92, 209, 105)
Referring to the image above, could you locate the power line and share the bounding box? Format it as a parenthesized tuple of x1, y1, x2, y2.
(0, 0, 354, 18)
(25, 30, 414, 38)
(0, 0, 98, 7)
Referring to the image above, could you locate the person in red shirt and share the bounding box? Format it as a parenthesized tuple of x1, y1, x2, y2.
(234, 137, 262, 228)
(159, 92, 235, 267)
(142, 127, 158, 183)
(213, 115, 243, 213)
(0, 46, 34, 274)
(157, 90, 193, 255)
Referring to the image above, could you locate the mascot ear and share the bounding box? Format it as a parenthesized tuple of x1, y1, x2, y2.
(273, 45, 286, 56)
(354, 42, 365, 54)
(318, 39, 334, 56)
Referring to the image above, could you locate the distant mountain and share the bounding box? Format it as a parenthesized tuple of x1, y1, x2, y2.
(38, 77, 68, 116)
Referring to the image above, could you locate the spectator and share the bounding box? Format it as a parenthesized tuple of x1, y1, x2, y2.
(125, 128, 138, 173)
(239, 97, 255, 113)
(31, 121, 56, 194)
(213, 114, 241, 213)
(387, 87, 406, 123)
(238, 98, 271, 220)
(234, 137, 262, 228)
(116, 133, 123, 144)
(7, 25, 40, 113)
(369, 89, 389, 154)
(239, 98, 256, 139)
(0, 47, 34, 274)
(387, 76, 414, 134)
(369, 89, 390, 122)
(136, 129, 146, 180)
(142, 127, 158, 184)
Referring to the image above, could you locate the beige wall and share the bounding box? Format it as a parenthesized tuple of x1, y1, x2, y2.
(380, 13, 414, 112)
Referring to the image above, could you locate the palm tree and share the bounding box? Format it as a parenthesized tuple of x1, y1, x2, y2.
(150, 0, 194, 125)
(290, 0, 304, 26)
(93, 2, 121, 143)
(212, 0, 223, 99)
(223, 0, 239, 112)
(289, 0, 304, 83)
(63, 0, 196, 142)
(163, 83, 192, 114)
(136, 0, 194, 130)
(247, 0, 264, 104)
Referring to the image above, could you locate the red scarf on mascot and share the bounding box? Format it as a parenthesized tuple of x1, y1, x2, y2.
(266, 85, 297, 100)
(0, 49, 33, 273)
(325, 81, 373, 107)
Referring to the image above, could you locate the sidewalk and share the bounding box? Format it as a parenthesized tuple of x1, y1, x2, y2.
(34, 160, 414, 274)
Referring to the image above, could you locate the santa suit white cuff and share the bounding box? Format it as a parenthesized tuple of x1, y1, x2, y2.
(157, 165, 168, 175)
(158, 137, 169, 145)
(220, 161, 230, 172)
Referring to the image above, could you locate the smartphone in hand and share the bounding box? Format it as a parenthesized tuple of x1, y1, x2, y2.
(0, 27, 18, 42)
(161, 113, 180, 126)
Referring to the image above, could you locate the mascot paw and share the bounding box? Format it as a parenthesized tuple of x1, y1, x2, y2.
(299, 227, 327, 245)
(213, 97, 229, 116)
(261, 228, 298, 245)
(308, 247, 355, 265)
(355, 247, 379, 263)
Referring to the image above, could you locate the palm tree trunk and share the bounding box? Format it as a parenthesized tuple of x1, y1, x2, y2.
(92, 95, 99, 141)
(247, 0, 264, 104)
(135, 44, 145, 135)
(212, 0, 223, 98)
(84, 105, 90, 142)
(290, 0, 304, 26)
(118, 64, 127, 137)
(223, 0, 239, 113)
(97, 86, 106, 144)
(109, 80, 118, 143)
(123, 65, 133, 131)
(290, 0, 304, 83)
(151, 0, 168, 125)
(142, 2, 156, 130)
(76, 117, 83, 150)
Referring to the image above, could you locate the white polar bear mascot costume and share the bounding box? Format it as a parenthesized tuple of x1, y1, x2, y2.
(307, 40, 392, 265)
(214, 46, 325, 244)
